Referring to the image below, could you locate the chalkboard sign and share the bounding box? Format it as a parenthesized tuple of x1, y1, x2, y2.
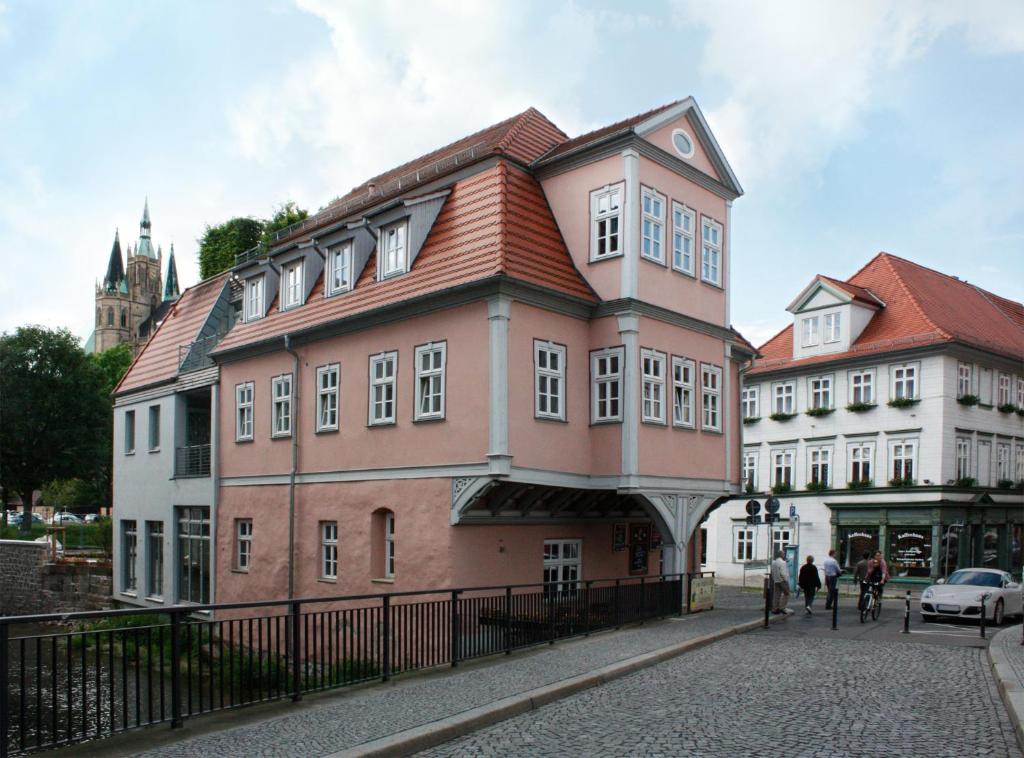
(630, 542, 649, 575)
(612, 523, 627, 552)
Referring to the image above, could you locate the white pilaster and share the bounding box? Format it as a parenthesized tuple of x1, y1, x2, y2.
(487, 296, 512, 475)
(621, 148, 640, 300)
(725, 199, 733, 327)
(618, 312, 640, 485)
(724, 345, 733, 490)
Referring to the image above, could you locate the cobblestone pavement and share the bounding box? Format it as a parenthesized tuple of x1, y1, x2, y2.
(994, 623, 1024, 684)
(421, 623, 1021, 758)
(134, 589, 764, 757)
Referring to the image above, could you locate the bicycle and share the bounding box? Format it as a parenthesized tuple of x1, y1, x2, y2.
(859, 581, 882, 623)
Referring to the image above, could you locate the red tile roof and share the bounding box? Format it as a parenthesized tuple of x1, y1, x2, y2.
(751, 253, 1024, 374)
(817, 275, 884, 307)
(116, 272, 230, 394)
(213, 162, 595, 355)
(534, 100, 684, 163)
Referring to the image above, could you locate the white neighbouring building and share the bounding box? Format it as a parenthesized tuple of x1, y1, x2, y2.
(704, 253, 1024, 586)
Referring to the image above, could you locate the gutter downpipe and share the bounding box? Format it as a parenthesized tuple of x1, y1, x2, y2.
(284, 334, 300, 599)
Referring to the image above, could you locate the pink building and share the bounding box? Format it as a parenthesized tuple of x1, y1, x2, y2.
(113, 99, 753, 608)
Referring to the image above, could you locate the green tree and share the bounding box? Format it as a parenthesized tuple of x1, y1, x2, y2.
(39, 478, 92, 511)
(196, 217, 263, 279)
(83, 342, 135, 510)
(260, 201, 309, 247)
(0, 327, 108, 532)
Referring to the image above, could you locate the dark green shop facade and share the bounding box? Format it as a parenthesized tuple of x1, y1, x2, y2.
(830, 492, 1023, 582)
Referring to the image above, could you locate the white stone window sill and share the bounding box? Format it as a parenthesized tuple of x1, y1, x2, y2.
(371, 577, 395, 584)
(144, 596, 164, 604)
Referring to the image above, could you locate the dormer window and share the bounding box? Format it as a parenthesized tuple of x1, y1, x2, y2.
(801, 316, 819, 347)
(245, 276, 265, 322)
(700, 217, 722, 286)
(824, 313, 841, 343)
(590, 184, 622, 261)
(282, 260, 303, 310)
(641, 187, 665, 265)
(380, 221, 408, 278)
(327, 242, 353, 295)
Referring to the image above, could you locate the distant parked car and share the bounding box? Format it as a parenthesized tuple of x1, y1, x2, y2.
(50, 512, 83, 525)
(4, 510, 22, 525)
(83, 513, 101, 524)
(920, 568, 1023, 625)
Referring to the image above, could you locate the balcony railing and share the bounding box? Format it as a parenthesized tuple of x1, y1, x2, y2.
(174, 444, 211, 478)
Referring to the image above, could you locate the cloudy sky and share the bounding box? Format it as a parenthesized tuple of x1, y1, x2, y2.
(1, 0, 1022, 347)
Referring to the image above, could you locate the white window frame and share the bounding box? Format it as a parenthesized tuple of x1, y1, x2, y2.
(591, 347, 624, 423)
(956, 437, 972, 480)
(368, 351, 398, 426)
(734, 527, 755, 562)
(997, 443, 1012, 482)
(771, 527, 793, 558)
(1017, 377, 1024, 408)
(801, 316, 819, 347)
(271, 374, 292, 438)
(671, 202, 695, 276)
(773, 381, 795, 414)
(320, 522, 338, 580)
(235, 519, 252, 572)
(326, 241, 353, 296)
(543, 539, 582, 593)
(823, 312, 841, 343)
(997, 373, 1011, 406)
(809, 375, 833, 410)
(146, 521, 163, 599)
(244, 276, 265, 322)
(848, 442, 873, 484)
(700, 217, 722, 286)
(379, 221, 408, 278)
(671, 356, 696, 428)
(590, 184, 623, 261)
(281, 259, 304, 310)
(892, 364, 919, 401)
(1015, 445, 1024, 482)
(849, 369, 875, 405)
(124, 409, 135, 455)
(641, 349, 667, 424)
(701, 363, 722, 432)
(640, 187, 666, 265)
(122, 520, 137, 594)
(534, 340, 566, 421)
(235, 382, 254, 441)
(890, 439, 917, 482)
(957, 362, 972, 399)
(772, 449, 795, 489)
(742, 450, 758, 491)
(741, 386, 759, 419)
(384, 511, 395, 579)
(808, 446, 832, 487)
(316, 364, 340, 432)
(414, 342, 447, 421)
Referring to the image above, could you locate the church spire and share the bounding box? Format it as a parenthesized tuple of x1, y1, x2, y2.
(135, 197, 157, 259)
(163, 244, 180, 301)
(103, 228, 125, 291)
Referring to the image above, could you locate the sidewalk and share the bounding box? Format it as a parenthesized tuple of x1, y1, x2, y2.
(52, 588, 772, 757)
(989, 624, 1024, 752)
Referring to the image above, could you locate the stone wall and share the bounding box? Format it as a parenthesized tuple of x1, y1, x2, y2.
(41, 562, 114, 613)
(0, 539, 48, 615)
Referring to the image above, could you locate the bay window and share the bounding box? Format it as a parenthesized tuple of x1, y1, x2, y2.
(591, 347, 623, 423)
(590, 184, 622, 260)
(672, 357, 696, 428)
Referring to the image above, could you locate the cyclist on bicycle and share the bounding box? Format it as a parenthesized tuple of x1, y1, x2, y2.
(860, 550, 889, 608)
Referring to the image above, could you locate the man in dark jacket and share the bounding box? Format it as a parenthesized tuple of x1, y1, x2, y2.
(798, 555, 822, 615)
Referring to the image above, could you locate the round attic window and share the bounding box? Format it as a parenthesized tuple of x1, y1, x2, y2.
(671, 128, 695, 159)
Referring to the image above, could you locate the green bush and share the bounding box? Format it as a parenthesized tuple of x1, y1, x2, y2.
(887, 397, 919, 409)
(769, 412, 796, 422)
(845, 402, 876, 413)
(847, 479, 873, 490)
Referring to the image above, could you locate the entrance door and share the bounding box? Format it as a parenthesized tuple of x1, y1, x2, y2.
(978, 441, 992, 486)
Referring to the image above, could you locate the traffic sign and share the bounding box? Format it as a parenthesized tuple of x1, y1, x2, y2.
(765, 513, 780, 523)
(789, 504, 797, 518)
(765, 497, 781, 514)
(745, 514, 762, 525)
(745, 499, 761, 516)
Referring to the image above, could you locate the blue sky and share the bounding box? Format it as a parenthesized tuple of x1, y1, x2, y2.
(1, 0, 1022, 347)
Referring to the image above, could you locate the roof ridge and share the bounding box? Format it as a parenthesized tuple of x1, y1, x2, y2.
(969, 282, 1024, 333)
(877, 253, 952, 340)
(496, 160, 510, 275)
(497, 108, 567, 158)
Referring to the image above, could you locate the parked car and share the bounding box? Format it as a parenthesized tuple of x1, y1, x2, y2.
(50, 512, 83, 525)
(920, 568, 1023, 625)
(83, 513, 101, 524)
(4, 510, 22, 525)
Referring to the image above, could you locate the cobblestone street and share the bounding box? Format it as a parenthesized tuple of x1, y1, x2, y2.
(422, 617, 1021, 758)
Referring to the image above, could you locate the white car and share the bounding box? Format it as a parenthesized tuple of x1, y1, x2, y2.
(50, 512, 83, 524)
(920, 568, 1023, 625)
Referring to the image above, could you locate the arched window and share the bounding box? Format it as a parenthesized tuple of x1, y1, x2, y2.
(120, 309, 127, 328)
(106, 307, 114, 326)
(370, 508, 395, 579)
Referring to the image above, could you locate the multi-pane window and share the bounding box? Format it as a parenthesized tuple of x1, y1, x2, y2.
(282, 260, 303, 309)
(124, 410, 136, 454)
(177, 507, 210, 604)
(641, 349, 666, 423)
(773, 382, 795, 414)
(271, 374, 292, 437)
(672, 357, 696, 428)
(996, 443, 1011, 482)
(824, 312, 841, 343)
(146, 521, 163, 598)
(641, 188, 665, 264)
(849, 443, 873, 484)
(741, 387, 758, 419)
(773, 450, 794, 488)
(591, 185, 622, 259)
(734, 528, 755, 562)
(702, 364, 722, 431)
(1017, 378, 1024, 408)
(534, 341, 566, 421)
(892, 365, 917, 400)
(591, 348, 623, 423)
(1016, 446, 1024, 482)
(771, 528, 793, 558)
(380, 222, 408, 277)
(701, 217, 722, 285)
(316, 364, 340, 432)
(956, 437, 971, 480)
(148, 405, 160, 451)
(801, 317, 819, 347)
(809, 376, 832, 410)
(414, 343, 446, 421)
(245, 276, 265, 321)
(121, 520, 137, 593)
(808, 447, 831, 487)
(235, 519, 252, 571)
(850, 370, 874, 405)
(742, 451, 758, 490)
(327, 242, 353, 295)
(369, 352, 397, 425)
(320, 522, 338, 580)
(671, 203, 695, 275)
(543, 539, 581, 594)
(384, 512, 395, 578)
(236, 382, 254, 441)
(891, 440, 916, 482)
(998, 374, 1011, 405)
(957, 362, 972, 398)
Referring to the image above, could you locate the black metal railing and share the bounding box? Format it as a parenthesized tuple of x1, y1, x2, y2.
(173, 445, 211, 478)
(0, 574, 683, 756)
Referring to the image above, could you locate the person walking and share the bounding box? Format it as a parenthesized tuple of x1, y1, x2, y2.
(823, 549, 841, 610)
(798, 555, 822, 614)
(770, 549, 791, 614)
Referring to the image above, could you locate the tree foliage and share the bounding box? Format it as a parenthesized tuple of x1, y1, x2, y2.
(0, 327, 109, 531)
(261, 201, 309, 247)
(82, 342, 135, 511)
(196, 202, 309, 279)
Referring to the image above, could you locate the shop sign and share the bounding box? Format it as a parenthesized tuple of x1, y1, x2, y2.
(690, 576, 715, 611)
(849, 531, 873, 540)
